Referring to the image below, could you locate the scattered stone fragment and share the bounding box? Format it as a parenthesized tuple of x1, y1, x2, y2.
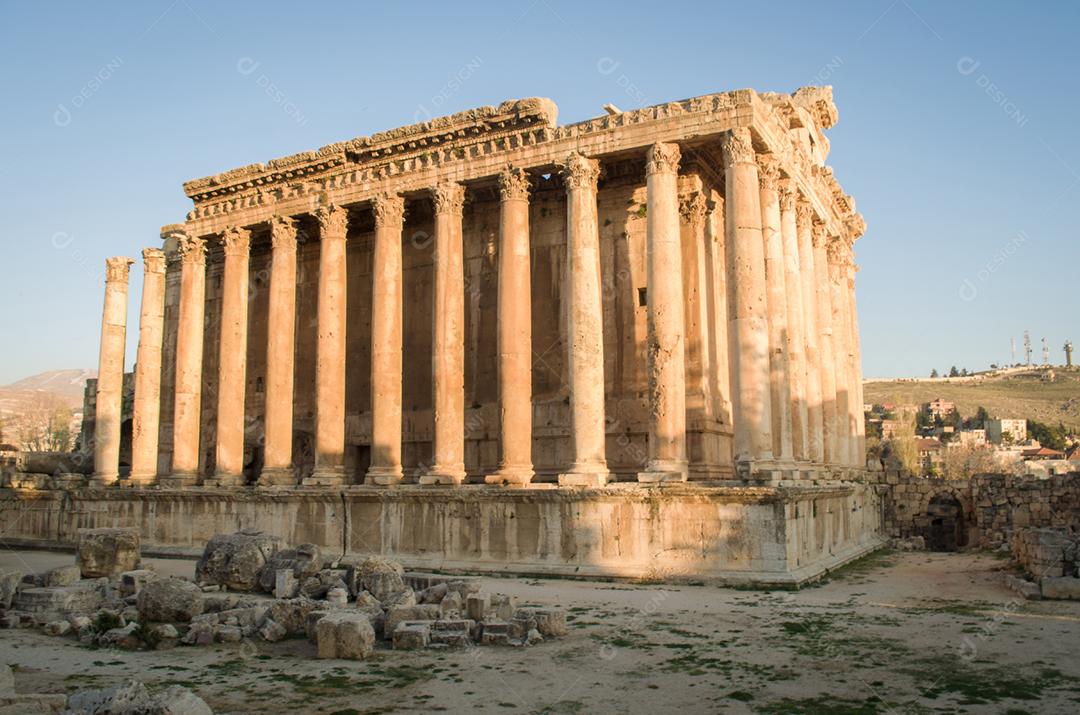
(440, 590, 463, 618)
(526, 628, 544, 645)
(119, 570, 158, 598)
(41, 565, 81, 588)
(356, 557, 406, 602)
(316, 612, 376, 660)
(381, 587, 416, 610)
(383, 604, 441, 640)
(44, 620, 71, 636)
(136, 578, 205, 623)
(258, 618, 286, 643)
(466, 593, 489, 622)
(214, 625, 243, 643)
(419, 583, 448, 604)
(273, 569, 298, 599)
(326, 587, 348, 608)
(195, 530, 283, 591)
(490, 593, 518, 620)
(98, 622, 140, 649)
(479, 618, 510, 646)
(0, 570, 23, 610)
(63, 680, 212, 715)
(1042, 576, 1080, 600)
(0, 663, 13, 694)
(392, 621, 431, 650)
(263, 598, 316, 636)
(257, 543, 322, 593)
(77, 528, 140, 578)
(515, 607, 567, 637)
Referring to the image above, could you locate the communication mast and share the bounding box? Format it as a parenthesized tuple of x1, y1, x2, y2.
(1041, 337, 1050, 366)
(1024, 331, 1032, 366)
(1066, 340, 1074, 369)
(1011, 337, 1016, 365)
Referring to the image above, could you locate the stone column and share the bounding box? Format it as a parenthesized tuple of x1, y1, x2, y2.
(812, 222, 839, 466)
(305, 205, 349, 486)
(796, 202, 824, 464)
(259, 216, 299, 487)
(129, 248, 166, 485)
(721, 129, 773, 473)
(758, 156, 793, 465)
(828, 239, 853, 467)
(557, 152, 609, 486)
(91, 256, 134, 486)
(421, 182, 467, 486)
(206, 226, 251, 486)
(779, 181, 809, 466)
(845, 217, 867, 465)
(167, 230, 206, 485)
(488, 168, 535, 486)
(638, 142, 688, 483)
(366, 194, 406, 485)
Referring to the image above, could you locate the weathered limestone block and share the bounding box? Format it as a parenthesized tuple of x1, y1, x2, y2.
(42, 565, 81, 588)
(419, 583, 448, 604)
(0, 571, 22, 609)
(64, 681, 212, 715)
(258, 619, 287, 642)
(490, 594, 518, 621)
(466, 593, 490, 622)
(256, 544, 322, 593)
(430, 618, 476, 647)
(440, 591, 463, 618)
(13, 584, 103, 619)
(136, 578, 205, 623)
(77, 528, 140, 578)
(326, 587, 348, 608)
(273, 569, 298, 599)
(515, 607, 567, 637)
(380, 587, 416, 610)
(119, 570, 158, 598)
(0, 664, 12, 694)
(0, 692, 67, 714)
(316, 612, 376, 660)
(98, 622, 140, 649)
(44, 620, 71, 636)
(263, 598, 317, 636)
(479, 618, 511, 646)
(1041, 577, 1080, 600)
(392, 621, 432, 650)
(195, 530, 284, 591)
(359, 561, 405, 602)
(384, 604, 441, 640)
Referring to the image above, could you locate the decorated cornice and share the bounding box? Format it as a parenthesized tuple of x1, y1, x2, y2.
(105, 256, 134, 283)
(142, 248, 166, 274)
(498, 167, 531, 201)
(560, 152, 600, 191)
(645, 142, 681, 176)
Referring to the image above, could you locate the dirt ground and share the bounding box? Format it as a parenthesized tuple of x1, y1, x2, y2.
(2, 549, 1080, 714)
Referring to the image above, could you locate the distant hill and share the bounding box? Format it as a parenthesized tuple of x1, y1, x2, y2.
(2, 369, 96, 405)
(864, 368, 1080, 427)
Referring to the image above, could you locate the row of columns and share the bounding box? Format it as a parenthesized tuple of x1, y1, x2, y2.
(91, 132, 864, 487)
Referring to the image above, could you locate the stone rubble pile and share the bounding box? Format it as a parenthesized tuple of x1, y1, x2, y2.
(0, 665, 211, 715)
(0, 529, 568, 661)
(1007, 526, 1080, 601)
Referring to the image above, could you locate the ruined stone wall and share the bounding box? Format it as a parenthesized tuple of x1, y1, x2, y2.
(882, 471, 1080, 549)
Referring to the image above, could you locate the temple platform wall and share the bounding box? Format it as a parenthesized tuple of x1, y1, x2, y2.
(0, 481, 882, 586)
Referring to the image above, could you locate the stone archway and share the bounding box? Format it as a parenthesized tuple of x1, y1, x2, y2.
(925, 493, 966, 552)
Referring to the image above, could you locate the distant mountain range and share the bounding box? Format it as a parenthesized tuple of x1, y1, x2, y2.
(0, 369, 95, 416)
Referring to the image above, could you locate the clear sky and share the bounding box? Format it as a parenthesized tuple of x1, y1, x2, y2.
(1, 0, 1077, 384)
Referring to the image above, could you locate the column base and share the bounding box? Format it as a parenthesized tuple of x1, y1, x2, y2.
(203, 473, 245, 488)
(485, 467, 534, 487)
(158, 473, 201, 488)
(302, 466, 347, 487)
(419, 469, 466, 486)
(637, 458, 688, 483)
(87, 474, 119, 488)
(365, 466, 404, 486)
(256, 468, 297, 488)
(123, 474, 157, 488)
(557, 466, 609, 487)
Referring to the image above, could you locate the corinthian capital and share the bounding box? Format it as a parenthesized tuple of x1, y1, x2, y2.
(142, 247, 166, 274)
(756, 155, 780, 193)
(811, 221, 829, 249)
(778, 180, 797, 213)
(372, 193, 405, 229)
(176, 235, 206, 265)
(432, 182, 466, 215)
(220, 226, 251, 257)
(105, 256, 134, 283)
(646, 142, 681, 176)
(315, 204, 348, 240)
(559, 152, 600, 191)
(270, 215, 298, 251)
(679, 192, 707, 227)
(795, 200, 814, 229)
(498, 167, 531, 202)
(720, 127, 754, 167)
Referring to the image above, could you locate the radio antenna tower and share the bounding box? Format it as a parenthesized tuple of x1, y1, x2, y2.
(1011, 337, 1016, 365)
(1042, 338, 1050, 366)
(1024, 331, 1032, 366)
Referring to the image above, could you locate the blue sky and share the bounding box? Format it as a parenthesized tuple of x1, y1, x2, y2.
(1, 0, 1076, 383)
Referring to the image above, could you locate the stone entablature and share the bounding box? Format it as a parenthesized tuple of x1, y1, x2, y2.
(179, 90, 863, 248)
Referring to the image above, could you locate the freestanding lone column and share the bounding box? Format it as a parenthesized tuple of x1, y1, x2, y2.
(259, 216, 299, 487)
(557, 152, 609, 486)
(812, 222, 839, 466)
(208, 226, 251, 486)
(488, 168, 535, 486)
(129, 248, 166, 485)
(305, 204, 349, 486)
(166, 230, 206, 486)
(366, 194, 406, 486)
(758, 156, 794, 465)
(91, 256, 134, 486)
(796, 201, 824, 464)
(779, 181, 809, 467)
(638, 142, 688, 483)
(721, 128, 773, 476)
(422, 182, 467, 486)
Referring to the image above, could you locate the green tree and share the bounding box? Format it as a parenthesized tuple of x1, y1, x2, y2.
(930, 369, 939, 378)
(1028, 420, 1068, 451)
(949, 366, 960, 377)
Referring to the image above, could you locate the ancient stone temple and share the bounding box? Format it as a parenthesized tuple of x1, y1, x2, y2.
(4, 86, 880, 584)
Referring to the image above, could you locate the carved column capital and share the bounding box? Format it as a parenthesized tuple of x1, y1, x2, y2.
(142, 247, 166, 274)
(105, 256, 134, 283)
(176, 235, 206, 265)
(845, 214, 867, 241)
(498, 167, 531, 201)
(432, 182, 466, 215)
(560, 152, 600, 191)
(811, 221, 829, 249)
(646, 142, 681, 176)
(372, 193, 406, 228)
(270, 215, 298, 251)
(220, 226, 251, 256)
(315, 204, 348, 240)
(720, 127, 754, 167)
(756, 155, 780, 192)
(778, 180, 797, 212)
(795, 200, 814, 229)
(679, 192, 708, 227)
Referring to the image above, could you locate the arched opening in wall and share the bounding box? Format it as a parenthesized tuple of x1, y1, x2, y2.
(925, 493, 966, 552)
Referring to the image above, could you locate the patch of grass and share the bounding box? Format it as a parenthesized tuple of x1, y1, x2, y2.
(755, 694, 893, 714)
(904, 657, 1079, 705)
